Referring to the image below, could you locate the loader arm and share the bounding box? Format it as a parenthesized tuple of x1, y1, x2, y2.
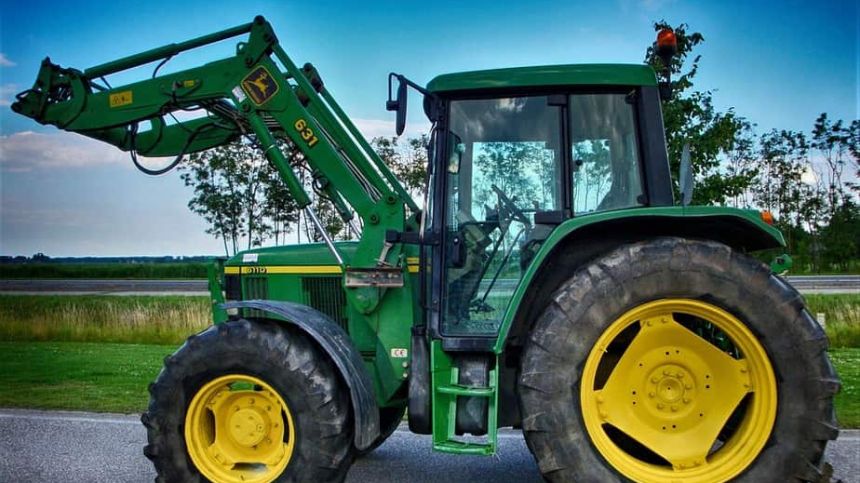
(12, 15, 419, 314)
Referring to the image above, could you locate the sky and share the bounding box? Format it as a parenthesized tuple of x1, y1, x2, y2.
(0, 0, 857, 257)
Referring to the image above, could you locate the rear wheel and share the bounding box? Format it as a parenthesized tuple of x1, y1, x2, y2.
(143, 319, 354, 483)
(518, 238, 839, 482)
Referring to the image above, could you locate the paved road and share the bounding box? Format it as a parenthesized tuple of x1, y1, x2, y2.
(0, 409, 856, 482)
(1, 275, 858, 295)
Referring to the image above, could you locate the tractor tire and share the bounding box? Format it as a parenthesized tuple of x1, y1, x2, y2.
(355, 406, 406, 457)
(143, 319, 354, 483)
(518, 237, 840, 483)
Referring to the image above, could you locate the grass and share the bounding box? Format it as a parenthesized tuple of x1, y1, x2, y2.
(0, 341, 856, 429)
(0, 262, 207, 279)
(830, 348, 860, 428)
(804, 294, 860, 348)
(0, 295, 210, 345)
(0, 341, 177, 413)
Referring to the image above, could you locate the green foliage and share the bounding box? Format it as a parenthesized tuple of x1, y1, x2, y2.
(0, 341, 177, 413)
(0, 262, 207, 279)
(646, 21, 756, 206)
(0, 295, 210, 345)
(179, 140, 299, 255)
(371, 135, 429, 197)
(646, 21, 858, 272)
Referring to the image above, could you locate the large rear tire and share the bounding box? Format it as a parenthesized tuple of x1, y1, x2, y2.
(143, 319, 354, 483)
(355, 406, 406, 457)
(518, 238, 840, 482)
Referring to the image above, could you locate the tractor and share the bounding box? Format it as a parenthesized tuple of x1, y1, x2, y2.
(12, 16, 839, 483)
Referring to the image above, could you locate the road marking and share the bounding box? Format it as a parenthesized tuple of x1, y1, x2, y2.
(0, 411, 140, 426)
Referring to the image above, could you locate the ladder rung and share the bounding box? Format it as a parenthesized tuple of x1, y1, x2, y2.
(433, 440, 495, 456)
(436, 384, 494, 397)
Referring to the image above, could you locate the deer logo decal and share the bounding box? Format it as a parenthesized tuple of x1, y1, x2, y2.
(241, 66, 279, 105)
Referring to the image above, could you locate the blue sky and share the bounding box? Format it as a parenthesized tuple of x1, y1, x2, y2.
(0, 0, 857, 256)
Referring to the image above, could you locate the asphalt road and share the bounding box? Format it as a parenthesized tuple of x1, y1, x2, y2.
(0, 409, 856, 482)
(1, 275, 858, 295)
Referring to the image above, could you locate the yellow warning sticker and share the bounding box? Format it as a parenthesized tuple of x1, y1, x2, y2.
(241, 66, 279, 105)
(109, 90, 133, 108)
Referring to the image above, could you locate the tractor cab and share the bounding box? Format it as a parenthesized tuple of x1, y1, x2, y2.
(418, 65, 673, 342)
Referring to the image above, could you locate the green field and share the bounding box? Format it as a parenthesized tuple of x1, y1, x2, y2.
(0, 262, 207, 279)
(0, 341, 856, 428)
(0, 295, 210, 345)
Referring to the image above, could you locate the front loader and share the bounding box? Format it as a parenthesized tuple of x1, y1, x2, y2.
(13, 16, 840, 483)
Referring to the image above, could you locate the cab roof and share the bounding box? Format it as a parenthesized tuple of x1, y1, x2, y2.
(426, 64, 657, 94)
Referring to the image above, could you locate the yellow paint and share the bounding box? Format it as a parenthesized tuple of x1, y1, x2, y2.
(183, 79, 196, 88)
(185, 374, 295, 483)
(225, 264, 421, 275)
(579, 299, 777, 482)
(109, 90, 133, 108)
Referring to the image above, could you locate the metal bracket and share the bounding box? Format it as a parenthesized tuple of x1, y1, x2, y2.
(345, 267, 404, 287)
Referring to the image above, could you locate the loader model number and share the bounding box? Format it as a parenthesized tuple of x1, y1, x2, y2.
(294, 119, 319, 148)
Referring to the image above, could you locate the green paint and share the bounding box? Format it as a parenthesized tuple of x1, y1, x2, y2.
(493, 206, 785, 353)
(427, 64, 657, 93)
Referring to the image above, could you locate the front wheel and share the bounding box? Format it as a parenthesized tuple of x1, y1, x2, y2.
(143, 320, 354, 483)
(518, 238, 840, 482)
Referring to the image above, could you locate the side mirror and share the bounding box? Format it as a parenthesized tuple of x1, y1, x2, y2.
(386, 74, 408, 136)
(679, 143, 694, 206)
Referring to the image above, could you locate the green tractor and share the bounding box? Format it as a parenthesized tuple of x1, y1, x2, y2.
(13, 16, 839, 483)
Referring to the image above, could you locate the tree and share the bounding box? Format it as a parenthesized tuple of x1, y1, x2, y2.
(179, 140, 299, 256)
(645, 22, 757, 205)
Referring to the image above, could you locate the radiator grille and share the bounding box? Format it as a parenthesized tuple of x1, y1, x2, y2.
(244, 276, 269, 300)
(302, 277, 347, 329)
(242, 276, 269, 319)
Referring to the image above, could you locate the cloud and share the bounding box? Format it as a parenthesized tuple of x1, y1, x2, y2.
(0, 84, 18, 107)
(0, 131, 128, 171)
(0, 53, 15, 67)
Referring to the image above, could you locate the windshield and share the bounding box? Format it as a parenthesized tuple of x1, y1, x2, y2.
(441, 96, 563, 336)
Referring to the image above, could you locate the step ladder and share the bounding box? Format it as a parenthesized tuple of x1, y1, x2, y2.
(430, 341, 499, 455)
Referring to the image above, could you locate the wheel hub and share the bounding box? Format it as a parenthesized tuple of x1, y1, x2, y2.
(647, 363, 695, 415)
(230, 408, 268, 447)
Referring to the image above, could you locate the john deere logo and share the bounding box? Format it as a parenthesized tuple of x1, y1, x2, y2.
(241, 66, 279, 105)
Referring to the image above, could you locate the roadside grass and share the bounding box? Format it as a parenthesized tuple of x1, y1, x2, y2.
(0, 295, 210, 345)
(0, 341, 177, 413)
(804, 294, 860, 348)
(0, 262, 207, 279)
(0, 341, 857, 428)
(830, 348, 859, 429)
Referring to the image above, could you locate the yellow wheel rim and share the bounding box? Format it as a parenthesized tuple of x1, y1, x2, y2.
(185, 374, 295, 483)
(580, 299, 777, 483)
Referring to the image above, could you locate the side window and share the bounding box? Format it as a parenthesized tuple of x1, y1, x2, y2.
(570, 93, 645, 214)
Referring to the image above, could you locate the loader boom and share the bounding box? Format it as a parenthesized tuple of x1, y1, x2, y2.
(12, 15, 419, 314)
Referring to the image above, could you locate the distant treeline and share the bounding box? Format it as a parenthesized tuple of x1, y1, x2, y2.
(0, 253, 214, 265)
(0, 262, 208, 279)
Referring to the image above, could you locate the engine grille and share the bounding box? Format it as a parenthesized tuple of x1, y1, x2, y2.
(302, 276, 347, 330)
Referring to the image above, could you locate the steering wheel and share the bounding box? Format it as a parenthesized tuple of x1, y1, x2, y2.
(491, 184, 531, 228)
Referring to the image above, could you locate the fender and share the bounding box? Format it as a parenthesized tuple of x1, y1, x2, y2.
(493, 206, 785, 353)
(222, 300, 380, 450)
